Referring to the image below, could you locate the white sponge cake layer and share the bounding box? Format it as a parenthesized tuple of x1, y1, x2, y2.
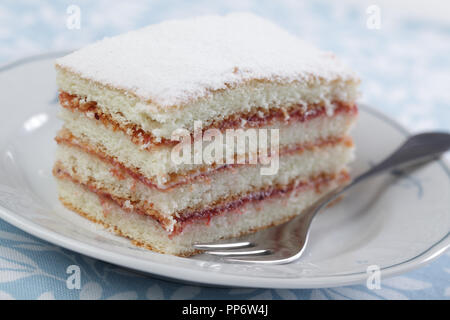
(57, 175, 345, 256)
(54, 140, 354, 219)
(58, 107, 356, 187)
(56, 69, 359, 140)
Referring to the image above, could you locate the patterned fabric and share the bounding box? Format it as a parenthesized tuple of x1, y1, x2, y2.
(0, 0, 449, 300)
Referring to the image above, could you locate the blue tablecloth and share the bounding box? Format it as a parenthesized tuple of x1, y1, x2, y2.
(0, 0, 449, 300)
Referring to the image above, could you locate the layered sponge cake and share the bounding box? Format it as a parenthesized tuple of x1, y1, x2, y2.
(53, 13, 359, 256)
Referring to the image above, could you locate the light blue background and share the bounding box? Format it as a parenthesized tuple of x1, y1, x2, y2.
(0, 0, 449, 299)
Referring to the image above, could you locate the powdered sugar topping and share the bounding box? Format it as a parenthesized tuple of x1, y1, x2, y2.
(56, 13, 358, 107)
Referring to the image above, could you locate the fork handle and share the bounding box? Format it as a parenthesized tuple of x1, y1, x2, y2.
(317, 132, 450, 214)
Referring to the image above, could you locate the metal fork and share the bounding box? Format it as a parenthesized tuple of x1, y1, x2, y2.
(193, 132, 450, 264)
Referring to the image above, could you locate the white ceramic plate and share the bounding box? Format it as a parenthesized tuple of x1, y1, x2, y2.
(0, 53, 449, 289)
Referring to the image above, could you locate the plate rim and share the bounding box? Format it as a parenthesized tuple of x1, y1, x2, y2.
(0, 52, 448, 289)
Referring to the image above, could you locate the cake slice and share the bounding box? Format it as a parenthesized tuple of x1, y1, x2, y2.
(53, 13, 359, 256)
